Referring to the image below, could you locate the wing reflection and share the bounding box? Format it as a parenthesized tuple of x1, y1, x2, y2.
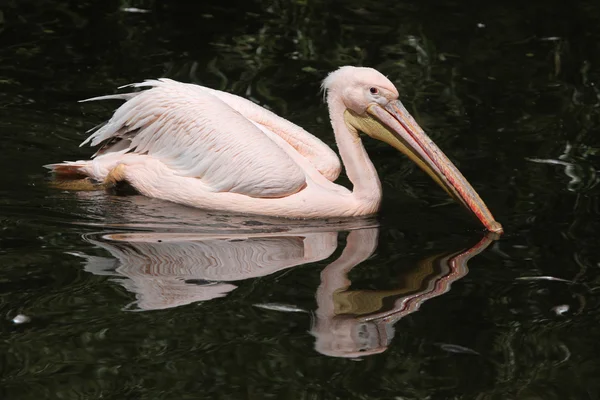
(83, 230, 340, 310)
(311, 229, 496, 358)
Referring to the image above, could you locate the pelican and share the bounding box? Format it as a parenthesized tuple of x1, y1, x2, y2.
(47, 66, 503, 233)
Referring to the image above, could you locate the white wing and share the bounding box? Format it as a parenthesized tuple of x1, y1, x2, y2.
(82, 79, 307, 198)
(190, 85, 342, 182)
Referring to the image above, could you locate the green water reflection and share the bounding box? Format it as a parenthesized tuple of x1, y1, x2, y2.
(1, 0, 600, 398)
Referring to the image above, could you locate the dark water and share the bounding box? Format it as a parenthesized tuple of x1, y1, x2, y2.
(1, 0, 600, 398)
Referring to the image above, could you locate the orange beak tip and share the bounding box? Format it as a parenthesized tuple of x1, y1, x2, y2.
(487, 221, 504, 235)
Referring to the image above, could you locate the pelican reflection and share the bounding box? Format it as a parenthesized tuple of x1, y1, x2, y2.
(79, 207, 494, 356)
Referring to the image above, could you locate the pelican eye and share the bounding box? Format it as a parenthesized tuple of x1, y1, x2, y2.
(369, 87, 379, 94)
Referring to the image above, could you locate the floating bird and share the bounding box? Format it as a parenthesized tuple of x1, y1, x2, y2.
(47, 66, 502, 233)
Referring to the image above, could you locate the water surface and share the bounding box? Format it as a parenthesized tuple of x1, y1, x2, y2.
(1, 0, 600, 398)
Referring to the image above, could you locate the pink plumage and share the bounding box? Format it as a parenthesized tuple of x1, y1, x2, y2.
(46, 66, 502, 232)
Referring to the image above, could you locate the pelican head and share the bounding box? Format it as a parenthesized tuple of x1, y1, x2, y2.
(323, 67, 503, 234)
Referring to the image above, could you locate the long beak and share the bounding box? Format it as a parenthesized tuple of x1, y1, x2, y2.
(365, 100, 503, 234)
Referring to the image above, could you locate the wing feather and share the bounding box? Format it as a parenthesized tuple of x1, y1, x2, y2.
(191, 85, 342, 182)
(82, 79, 307, 198)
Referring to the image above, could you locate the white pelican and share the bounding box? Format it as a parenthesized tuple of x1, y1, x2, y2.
(47, 66, 503, 233)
